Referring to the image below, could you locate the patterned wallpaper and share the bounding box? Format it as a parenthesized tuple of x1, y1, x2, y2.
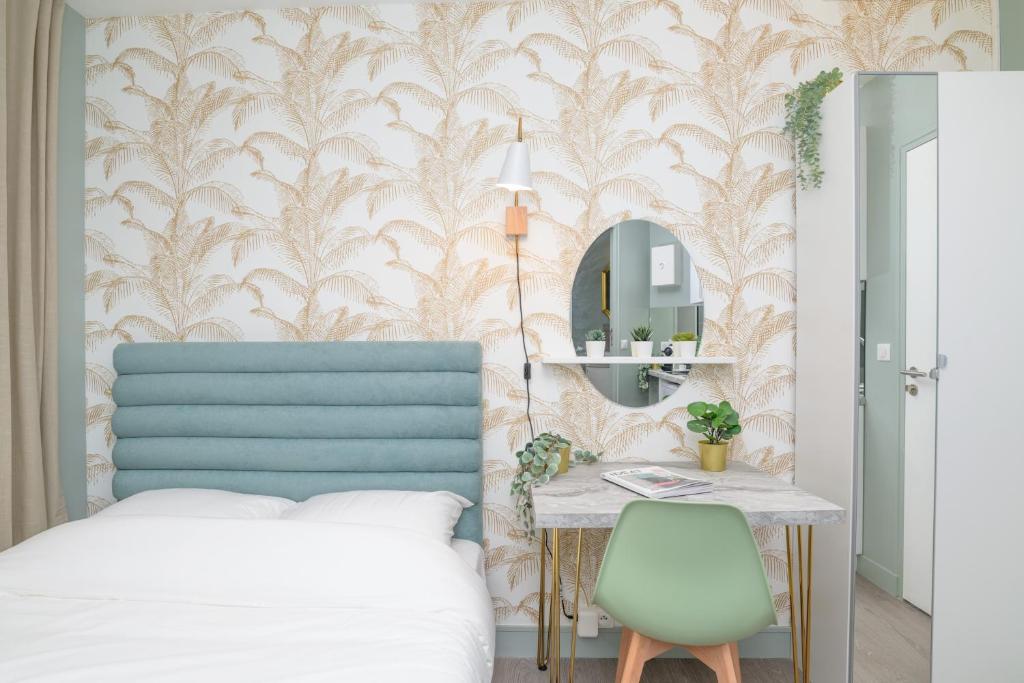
(83, 0, 994, 625)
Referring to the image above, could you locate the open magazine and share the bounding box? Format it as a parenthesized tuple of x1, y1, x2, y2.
(601, 466, 713, 499)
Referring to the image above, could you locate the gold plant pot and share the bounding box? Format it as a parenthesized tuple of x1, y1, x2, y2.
(557, 445, 571, 474)
(698, 440, 729, 472)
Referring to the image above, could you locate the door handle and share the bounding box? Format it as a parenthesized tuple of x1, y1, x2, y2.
(899, 366, 928, 379)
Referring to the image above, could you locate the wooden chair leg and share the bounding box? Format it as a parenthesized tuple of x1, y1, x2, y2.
(617, 631, 674, 683)
(725, 642, 741, 682)
(615, 627, 633, 683)
(685, 642, 742, 683)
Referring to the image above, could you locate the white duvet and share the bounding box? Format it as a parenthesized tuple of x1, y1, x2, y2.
(0, 517, 494, 682)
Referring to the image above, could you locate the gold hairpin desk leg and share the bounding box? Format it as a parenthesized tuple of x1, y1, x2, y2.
(536, 528, 549, 670)
(568, 528, 583, 683)
(785, 526, 799, 683)
(786, 525, 815, 683)
(549, 528, 561, 683)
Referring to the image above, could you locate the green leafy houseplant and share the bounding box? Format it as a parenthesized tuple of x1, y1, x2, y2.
(670, 331, 699, 362)
(511, 433, 602, 534)
(784, 68, 843, 190)
(686, 400, 742, 444)
(630, 324, 654, 359)
(630, 325, 652, 341)
(636, 364, 650, 391)
(686, 400, 742, 472)
(584, 328, 607, 358)
(572, 448, 602, 464)
(511, 433, 565, 534)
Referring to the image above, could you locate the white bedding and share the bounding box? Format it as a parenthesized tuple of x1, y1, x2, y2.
(0, 517, 494, 682)
(452, 539, 486, 579)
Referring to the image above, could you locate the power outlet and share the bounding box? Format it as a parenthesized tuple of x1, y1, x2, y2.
(597, 608, 615, 629)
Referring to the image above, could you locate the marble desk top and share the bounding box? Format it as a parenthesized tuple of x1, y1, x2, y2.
(532, 461, 846, 529)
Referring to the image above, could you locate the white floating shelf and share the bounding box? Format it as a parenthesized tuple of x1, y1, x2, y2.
(541, 355, 736, 365)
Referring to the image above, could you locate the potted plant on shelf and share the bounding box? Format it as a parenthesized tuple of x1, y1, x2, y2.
(584, 329, 606, 358)
(630, 325, 653, 358)
(685, 400, 742, 472)
(671, 332, 698, 358)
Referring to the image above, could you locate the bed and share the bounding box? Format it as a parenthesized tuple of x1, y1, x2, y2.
(0, 341, 493, 682)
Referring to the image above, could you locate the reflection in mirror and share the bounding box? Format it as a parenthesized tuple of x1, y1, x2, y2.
(571, 220, 703, 407)
(854, 73, 936, 682)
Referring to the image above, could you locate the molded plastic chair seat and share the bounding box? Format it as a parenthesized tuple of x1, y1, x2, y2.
(594, 499, 776, 683)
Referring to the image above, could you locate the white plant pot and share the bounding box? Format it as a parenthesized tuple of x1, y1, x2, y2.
(585, 341, 605, 358)
(672, 341, 697, 358)
(630, 341, 654, 358)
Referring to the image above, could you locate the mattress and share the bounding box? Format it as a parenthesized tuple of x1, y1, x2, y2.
(0, 517, 494, 682)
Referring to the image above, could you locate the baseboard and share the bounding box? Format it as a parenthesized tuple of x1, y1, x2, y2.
(495, 624, 792, 659)
(856, 555, 900, 596)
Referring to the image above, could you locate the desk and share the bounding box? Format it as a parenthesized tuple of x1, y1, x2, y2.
(531, 461, 845, 683)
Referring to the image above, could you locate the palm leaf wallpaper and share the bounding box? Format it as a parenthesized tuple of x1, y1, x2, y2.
(84, 0, 993, 625)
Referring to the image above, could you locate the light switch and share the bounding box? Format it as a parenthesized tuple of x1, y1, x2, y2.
(620, 339, 629, 350)
(876, 343, 891, 362)
(651, 244, 677, 286)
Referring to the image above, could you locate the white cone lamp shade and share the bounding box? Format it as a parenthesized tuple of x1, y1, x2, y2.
(497, 142, 533, 192)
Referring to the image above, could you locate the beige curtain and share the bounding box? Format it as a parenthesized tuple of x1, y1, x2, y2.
(1, 0, 66, 550)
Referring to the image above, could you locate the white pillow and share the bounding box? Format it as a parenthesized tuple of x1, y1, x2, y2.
(98, 489, 296, 520)
(282, 490, 473, 544)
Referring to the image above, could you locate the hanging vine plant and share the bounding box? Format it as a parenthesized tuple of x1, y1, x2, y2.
(785, 68, 843, 190)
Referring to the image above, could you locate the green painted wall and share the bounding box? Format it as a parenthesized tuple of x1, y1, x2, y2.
(857, 74, 936, 596)
(1001, 0, 1024, 70)
(610, 221, 651, 406)
(57, 7, 87, 520)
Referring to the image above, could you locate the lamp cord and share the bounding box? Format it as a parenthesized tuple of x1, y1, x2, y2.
(513, 234, 535, 443)
(514, 234, 570, 618)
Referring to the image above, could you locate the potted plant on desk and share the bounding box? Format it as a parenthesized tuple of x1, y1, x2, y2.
(685, 400, 742, 472)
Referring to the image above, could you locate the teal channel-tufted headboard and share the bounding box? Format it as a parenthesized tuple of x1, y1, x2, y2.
(110, 341, 483, 542)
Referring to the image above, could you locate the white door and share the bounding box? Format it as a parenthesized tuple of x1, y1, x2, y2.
(932, 72, 1024, 681)
(901, 137, 936, 615)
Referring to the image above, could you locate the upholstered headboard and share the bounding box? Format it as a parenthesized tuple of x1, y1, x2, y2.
(110, 341, 483, 542)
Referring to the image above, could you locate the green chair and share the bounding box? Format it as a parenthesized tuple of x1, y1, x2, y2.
(594, 500, 776, 683)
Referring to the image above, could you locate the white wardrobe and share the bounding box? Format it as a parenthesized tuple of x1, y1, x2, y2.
(794, 71, 1024, 682)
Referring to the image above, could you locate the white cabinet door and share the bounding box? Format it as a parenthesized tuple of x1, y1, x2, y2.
(932, 72, 1024, 682)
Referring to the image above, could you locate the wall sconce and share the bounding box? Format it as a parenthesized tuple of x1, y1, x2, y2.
(497, 116, 532, 236)
(497, 115, 536, 441)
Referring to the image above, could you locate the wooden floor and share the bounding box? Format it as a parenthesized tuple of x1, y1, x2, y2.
(493, 657, 790, 682)
(852, 575, 931, 683)
(494, 576, 931, 683)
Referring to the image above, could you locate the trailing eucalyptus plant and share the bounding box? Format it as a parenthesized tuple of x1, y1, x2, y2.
(510, 433, 602, 535)
(637, 365, 650, 392)
(784, 68, 843, 190)
(511, 433, 567, 535)
(572, 448, 602, 464)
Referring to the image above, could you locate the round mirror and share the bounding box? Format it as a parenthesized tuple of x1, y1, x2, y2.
(570, 220, 703, 407)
